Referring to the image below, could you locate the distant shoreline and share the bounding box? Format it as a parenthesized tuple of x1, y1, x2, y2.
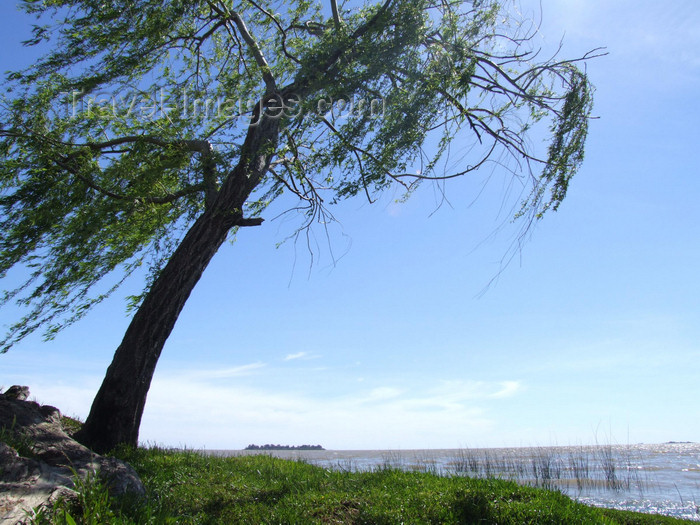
(244, 444, 325, 451)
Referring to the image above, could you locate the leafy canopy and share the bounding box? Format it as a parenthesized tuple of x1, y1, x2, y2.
(0, 0, 599, 351)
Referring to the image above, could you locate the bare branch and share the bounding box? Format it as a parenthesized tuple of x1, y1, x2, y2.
(318, 116, 410, 196)
(330, 0, 343, 29)
(66, 135, 213, 154)
(234, 217, 264, 227)
(245, 0, 301, 64)
(231, 12, 277, 93)
(287, 21, 327, 37)
(207, 0, 277, 94)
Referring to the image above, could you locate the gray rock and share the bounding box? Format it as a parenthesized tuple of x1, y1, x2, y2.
(1, 386, 30, 401)
(0, 387, 145, 524)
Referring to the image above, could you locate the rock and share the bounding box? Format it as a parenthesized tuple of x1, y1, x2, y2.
(0, 386, 145, 523)
(1, 386, 29, 401)
(95, 456, 145, 496)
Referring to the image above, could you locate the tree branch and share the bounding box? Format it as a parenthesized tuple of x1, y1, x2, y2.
(330, 0, 343, 29)
(55, 156, 208, 205)
(233, 217, 264, 227)
(207, 0, 277, 94)
(288, 21, 327, 37)
(231, 12, 277, 94)
(245, 0, 301, 64)
(68, 136, 213, 154)
(62, 135, 221, 208)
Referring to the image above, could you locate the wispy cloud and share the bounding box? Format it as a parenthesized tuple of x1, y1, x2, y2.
(136, 375, 522, 449)
(284, 351, 308, 361)
(10, 353, 522, 450)
(429, 380, 521, 401)
(196, 362, 267, 379)
(355, 380, 521, 408)
(363, 387, 404, 402)
(538, 0, 700, 74)
(283, 351, 320, 361)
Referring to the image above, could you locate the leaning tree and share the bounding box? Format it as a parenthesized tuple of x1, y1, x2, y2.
(0, 0, 600, 453)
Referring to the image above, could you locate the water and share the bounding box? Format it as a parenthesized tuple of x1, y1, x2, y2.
(210, 443, 700, 521)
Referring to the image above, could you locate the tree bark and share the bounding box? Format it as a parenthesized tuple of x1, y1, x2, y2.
(76, 109, 279, 453)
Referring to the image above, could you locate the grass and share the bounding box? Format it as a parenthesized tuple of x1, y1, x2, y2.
(60, 415, 84, 437)
(447, 445, 651, 493)
(0, 416, 37, 458)
(32, 446, 697, 524)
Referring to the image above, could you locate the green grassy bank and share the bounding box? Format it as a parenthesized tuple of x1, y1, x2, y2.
(34, 446, 695, 524)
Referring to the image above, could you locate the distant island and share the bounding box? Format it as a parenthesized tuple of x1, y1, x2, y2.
(245, 444, 325, 451)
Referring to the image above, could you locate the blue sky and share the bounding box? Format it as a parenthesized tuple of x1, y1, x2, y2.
(1, 0, 699, 450)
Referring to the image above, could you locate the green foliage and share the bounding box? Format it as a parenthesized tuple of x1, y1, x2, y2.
(519, 68, 594, 220)
(1, 0, 600, 350)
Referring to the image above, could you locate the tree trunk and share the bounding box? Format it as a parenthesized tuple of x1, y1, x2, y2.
(76, 110, 279, 453)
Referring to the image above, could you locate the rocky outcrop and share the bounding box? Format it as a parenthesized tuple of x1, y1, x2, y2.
(1, 387, 29, 402)
(0, 386, 144, 524)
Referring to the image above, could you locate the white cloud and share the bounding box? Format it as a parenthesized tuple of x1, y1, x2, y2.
(489, 380, 520, 399)
(283, 351, 323, 362)
(284, 351, 310, 361)
(190, 362, 266, 379)
(362, 387, 404, 402)
(430, 380, 521, 401)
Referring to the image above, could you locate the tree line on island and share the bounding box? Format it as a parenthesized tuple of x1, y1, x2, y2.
(245, 444, 325, 451)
